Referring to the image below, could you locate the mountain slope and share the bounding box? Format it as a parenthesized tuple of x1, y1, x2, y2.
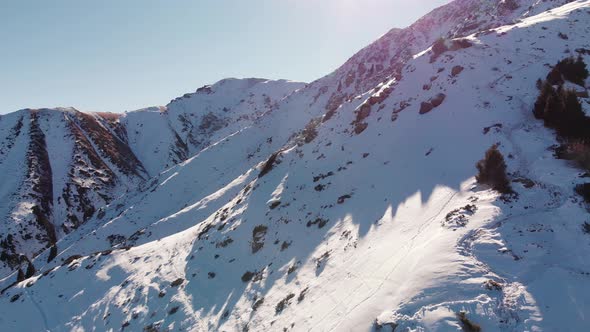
(122, 78, 304, 175)
(0, 0, 560, 275)
(0, 108, 149, 276)
(1, 0, 590, 331)
(0, 79, 304, 278)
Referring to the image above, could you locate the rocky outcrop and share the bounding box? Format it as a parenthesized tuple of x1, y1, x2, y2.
(26, 110, 56, 246)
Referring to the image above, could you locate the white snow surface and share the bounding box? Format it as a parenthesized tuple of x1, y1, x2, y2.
(0, 0, 590, 331)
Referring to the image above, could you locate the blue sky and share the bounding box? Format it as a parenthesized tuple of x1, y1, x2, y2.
(0, 0, 450, 114)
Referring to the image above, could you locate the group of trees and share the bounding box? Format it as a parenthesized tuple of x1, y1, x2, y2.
(535, 56, 588, 135)
(546, 56, 589, 86)
(534, 56, 590, 170)
(476, 56, 588, 193)
(533, 82, 589, 140)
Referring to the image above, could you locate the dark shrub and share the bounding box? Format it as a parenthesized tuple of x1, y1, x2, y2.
(16, 268, 25, 282)
(337, 194, 352, 204)
(457, 312, 481, 332)
(533, 81, 555, 119)
(215, 237, 234, 248)
(476, 145, 512, 194)
(548, 56, 589, 86)
(251, 225, 268, 253)
(170, 278, 184, 287)
(559, 56, 588, 86)
(241, 271, 255, 282)
(306, 218, 329, 228)
(280, 241, 291, 251)
(252, 297, 264, 311)
(62, 255, 82, 265)
(287, 264, 298, 275)
(47, 245, 57, 263)
(575, 183, 590, 203)
(297, 287, 309, 303)
(258, 152, 280, 178)
(275, 293, 295, 314)
(269, 201, 281, 209)
(546, 67, 564, 85)
(582, 222, 590, 234)
(533, 81, 589, 140)
(25, 262, 35, 278)
(484, 279, 503, 291)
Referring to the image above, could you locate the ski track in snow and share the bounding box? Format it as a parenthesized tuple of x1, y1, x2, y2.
(324, 191, 459, 332)
(25, 287, 50, 332)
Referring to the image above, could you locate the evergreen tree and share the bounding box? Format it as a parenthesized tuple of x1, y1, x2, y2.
(25, 262, 36, 278)
(533, 81, 554, 119)
(476, 145, 512, 194)
(47, 245, 57, 263)
(17, 268, 25, 282)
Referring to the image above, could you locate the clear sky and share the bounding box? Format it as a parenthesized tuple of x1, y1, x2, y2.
(0, 0, 450, 114)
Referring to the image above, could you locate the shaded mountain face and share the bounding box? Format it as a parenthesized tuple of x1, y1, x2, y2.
(1, 0, 590, 331)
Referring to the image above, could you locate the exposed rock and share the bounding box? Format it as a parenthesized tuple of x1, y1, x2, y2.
(451, 65, 464, 76)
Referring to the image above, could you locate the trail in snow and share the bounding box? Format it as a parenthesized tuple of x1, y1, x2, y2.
(319, 191, 459, 332)
(25, 287, 50, 332)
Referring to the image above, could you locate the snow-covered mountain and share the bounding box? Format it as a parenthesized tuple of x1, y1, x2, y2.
(1, 0, 590, 331)
(0, 79, 304, 277)
(122, 78, 304, 175)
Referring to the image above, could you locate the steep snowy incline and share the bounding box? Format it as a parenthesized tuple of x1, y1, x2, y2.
(1, 1, 588, 331)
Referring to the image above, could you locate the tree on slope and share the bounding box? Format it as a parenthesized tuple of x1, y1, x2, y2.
(476, 145, 512, 194)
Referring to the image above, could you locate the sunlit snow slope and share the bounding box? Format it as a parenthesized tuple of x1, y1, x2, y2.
(1, 0, 589, 331)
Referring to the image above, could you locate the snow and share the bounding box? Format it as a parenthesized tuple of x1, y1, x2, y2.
(122, 78, 305, 176)
(1, 0, 590, 331)
(38, 110, 75, 238)
(0, 112, 30, 254)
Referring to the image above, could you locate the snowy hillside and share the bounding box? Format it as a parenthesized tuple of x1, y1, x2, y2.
(122, 78, 304, 175)
(0, 79, 303, 278)
(1, 0, 590, 331)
